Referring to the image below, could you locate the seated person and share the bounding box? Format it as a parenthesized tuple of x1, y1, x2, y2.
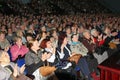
(0, 31, 10, 51)
(40, 39, 56, 66)
(25, 39, 56, 80)
(10, 36, 29, 62)
(0, 50, 26, 80)
(70, 33, 91, 79)
(82, 30, 99, 75)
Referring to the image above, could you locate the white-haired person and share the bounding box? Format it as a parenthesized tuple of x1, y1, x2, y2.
(0, 50, 27, 80)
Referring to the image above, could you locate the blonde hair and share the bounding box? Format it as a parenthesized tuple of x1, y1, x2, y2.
(14, 36, 22, 42)
(16, 30, 23, 37)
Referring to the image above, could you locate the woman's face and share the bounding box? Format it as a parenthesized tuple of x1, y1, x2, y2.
(33, 40, 40, 49)
(16, 38, 22, 46)
(63, 37, 68, 45)
(66, 28, 71, 34)
(50, 37, 54, 42)
(18, 31, 23, 37)
(42, 32, 47, 38)
(46, 41, 52, 48)
(52, 31, 57, 36)
(41, 27, 46, 32)
(72, 35, 78, 42)
(26, 36, 32, 42)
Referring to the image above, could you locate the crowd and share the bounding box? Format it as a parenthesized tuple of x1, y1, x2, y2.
(0, 1, 119, 80)
(0, 12, 120, 80)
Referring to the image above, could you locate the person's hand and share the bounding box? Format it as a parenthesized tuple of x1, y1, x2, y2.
(114, 38, 119, 42)
(71, 52, 76, 56)
(41, 52, 48, 61)
(103, 35, 107, 40)
(4, 46, 9, 52)
(20, 64, 25, 74)
(91, 36, 95, 44)
(13, 64, 18, 77)
(36, 34, 39, 40)
(46, 53, 52, 59)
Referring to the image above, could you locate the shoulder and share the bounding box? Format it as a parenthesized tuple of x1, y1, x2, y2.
(25, 51, 32, 56)
(0, 66, 9, 80)
(66, 44, 71, 49)
(66, 44, 70, 47)
(0, 70, 7, 80)
(25, 51, 33, 61)
(25, 50, 37, 58)
(5, 39, 9, 42)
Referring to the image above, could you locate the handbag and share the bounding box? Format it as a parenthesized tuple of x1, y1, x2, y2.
(109, 42, 117, 49)
(39, 62, 56, 77)
(68, 54, 81, 64)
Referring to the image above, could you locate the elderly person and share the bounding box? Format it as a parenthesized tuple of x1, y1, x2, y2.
(91, 29, 105, 46)
(82, 30, 99, 75)
(70, 33, 91, 80)
(0, 50, 26, 80)
(10, 36, 29, 62)
(82, 30, 96, 54)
